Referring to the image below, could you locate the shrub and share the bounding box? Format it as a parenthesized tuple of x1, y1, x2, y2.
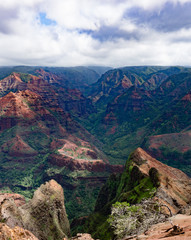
(108, 199, 165, 239)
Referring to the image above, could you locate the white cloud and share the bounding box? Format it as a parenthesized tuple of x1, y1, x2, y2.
(0, 0, 191, 67)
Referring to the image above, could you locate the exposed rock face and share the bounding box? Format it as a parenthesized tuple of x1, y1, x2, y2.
(130, 148, 191, 215)
(1, 135, 38, 157)
(142, 73, 168, 90)
(0, 223, 39, 240)
(85, 148, 191, 240)
(0, 72, 95, 117)
(0, 72, 24, 95)
(36, 68, 61, 84)
(0, 193, 26, 207)
(134, 214, 191, 240)
(0, 89, 100, 158)
(90, 69, 143, 103)
(0, 91, 37, 118)
(0, 180, 70, 240)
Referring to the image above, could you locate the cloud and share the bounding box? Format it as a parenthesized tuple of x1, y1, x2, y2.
(0, 0, 191, 67)
(0, 7, 19, 34)
(126, 1, 191, 32)
(85, 25, 139, 42)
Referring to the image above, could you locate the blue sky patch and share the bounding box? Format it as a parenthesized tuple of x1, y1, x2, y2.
(39, 12, 56, 26)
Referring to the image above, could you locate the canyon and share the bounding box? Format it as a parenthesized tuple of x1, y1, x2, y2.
(0, 65, 191, 239)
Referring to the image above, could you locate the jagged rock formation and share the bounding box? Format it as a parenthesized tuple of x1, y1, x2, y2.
(95, 148, 191, 215)
(0, 180, 70, 240)
(131, 148, 191, 215)
(1, 135, 38, 157)
(82, 148, 191, 240)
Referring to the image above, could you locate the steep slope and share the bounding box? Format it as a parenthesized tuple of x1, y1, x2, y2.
(148, 90, 191, 135)
(87, 68, 144, 104)
(105, 86, 156, 126)
(81, 69, 191, 169)
(0, 66, 103, 91)
(81, 86, 158, 164)
(81, 148, 191, 240)
(0, 72, 95, 116)
(87, 66, 191, 104)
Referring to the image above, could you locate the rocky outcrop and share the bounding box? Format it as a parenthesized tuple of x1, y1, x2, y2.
(0, 180, 70, 240)
(85, 148, 191, 240)
(36, 68, 61, 84)
(89, 69, 144, 103)
(0, 72, 24, 96)
(0, 193, 26, 207)
(134, 214, 191, 240)
(0, 91, 37, 119)
(0, 223, 39, 240)
(129, 148, 191, 215)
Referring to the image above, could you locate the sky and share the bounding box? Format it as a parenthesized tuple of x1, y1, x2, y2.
(1, 0, 191, 67)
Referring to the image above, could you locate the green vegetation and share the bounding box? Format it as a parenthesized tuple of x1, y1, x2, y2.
(108, 199, 164, 239)
(1, 66, 191, 238)
(79, 153, 158, 240)
(155, 145, 191, 176)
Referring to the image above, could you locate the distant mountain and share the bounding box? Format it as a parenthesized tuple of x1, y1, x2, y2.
(87, 66, 112, 76)
(86, 66, 191, 105)
(0, 72, 95, 116)
(80, 67, 191, 176)
(0, 65, 109, 92)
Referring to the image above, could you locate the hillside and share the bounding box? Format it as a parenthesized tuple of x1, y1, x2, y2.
(0, 72, 123, 220)
(0, 66, 108, 92)
(78, 148, 191, 240)
(86, 66, 191, 104)
(79, 67, 191, 176)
